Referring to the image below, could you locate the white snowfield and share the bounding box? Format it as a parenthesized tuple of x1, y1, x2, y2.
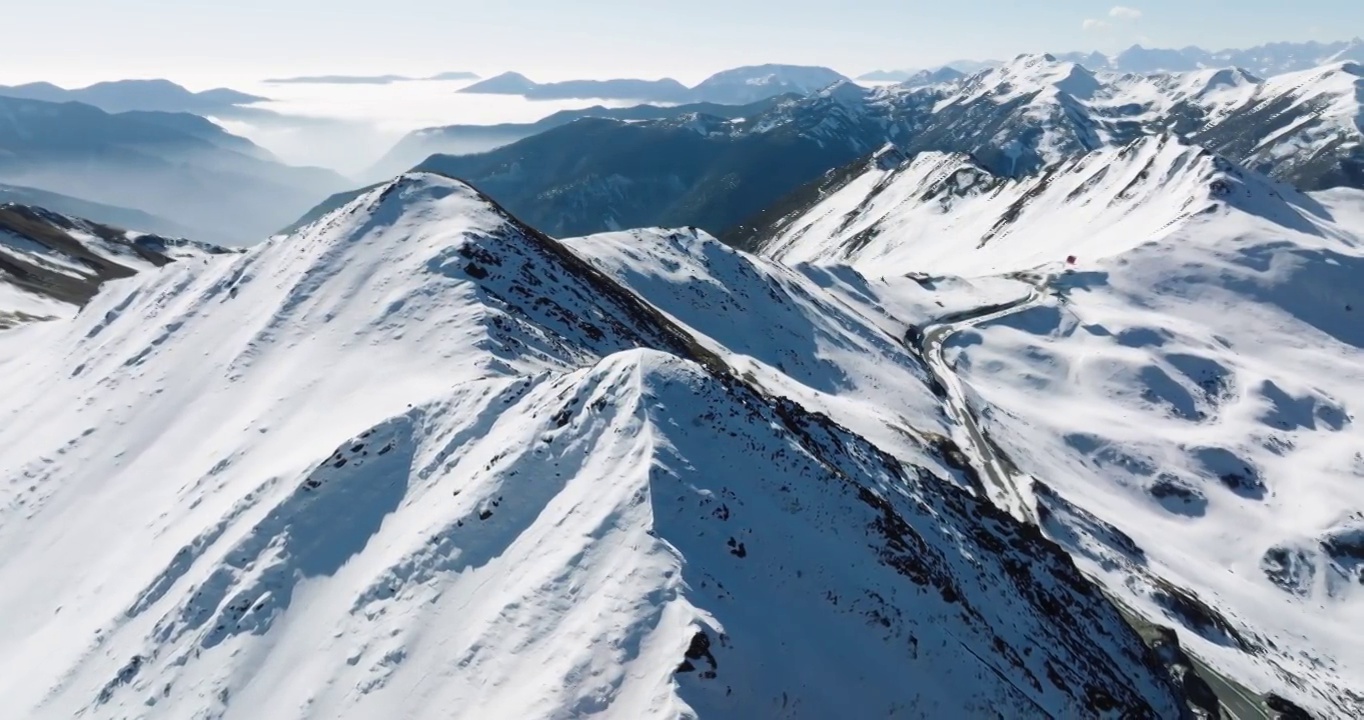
(0, 174, 1190, 719)
(755, 135, 1364, 717)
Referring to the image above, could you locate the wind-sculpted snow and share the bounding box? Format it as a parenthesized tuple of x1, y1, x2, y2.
(0, 174, 1186, 718)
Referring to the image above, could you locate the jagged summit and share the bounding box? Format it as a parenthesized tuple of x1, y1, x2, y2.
(955, 54, 1103, 105)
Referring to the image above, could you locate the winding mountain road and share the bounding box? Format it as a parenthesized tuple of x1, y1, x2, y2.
(916, 279, 1048, 523)
(912, 275, 1272, 720)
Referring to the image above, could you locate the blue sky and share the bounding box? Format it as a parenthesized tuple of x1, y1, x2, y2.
(5, 0, 1360, 86)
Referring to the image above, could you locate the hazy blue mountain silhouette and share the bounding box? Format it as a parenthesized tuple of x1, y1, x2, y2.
(0, 96, 347, 244)
(0, 78, 266, 114)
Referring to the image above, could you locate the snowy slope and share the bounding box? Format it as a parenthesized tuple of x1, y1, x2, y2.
(0, 173, 1187, 718)
(564, 228, 958, 479)
(1108, 67, 1263, 122)
(756, 134, 1306, 276)
(946, 185, 1364, 717)
(0, 204, 230, 328)
(1184, 61, 1364, 189)
(742, 137, 1364, 715)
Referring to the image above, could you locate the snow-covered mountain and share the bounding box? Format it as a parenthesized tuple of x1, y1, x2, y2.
(408, 52, 1360, 242)
(1050, 38, 1364, 77)
(0, 203, 230, 328)
(1177, 61, 1364, 190)
(731, 136, 1364, 716)
(0, 173, 1203, 718)
(863, 39, 1361, 87)
(689, 65, 850, 104)
(735, 134, 1299, 273)
(897, 67, 968, 88)
(897, 53, 1360, 183)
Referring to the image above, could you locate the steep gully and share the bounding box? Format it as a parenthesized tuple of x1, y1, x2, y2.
(907, 273, 1273, 720)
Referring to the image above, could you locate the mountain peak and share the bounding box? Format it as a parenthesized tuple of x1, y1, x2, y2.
(815, 79, 872, 103)
(457, 72, 538, 95)
(289, 170, 727, 376)
(959, 54, 1101, 104)
(897, 67, 967, 89)
(690, 64, 849, 103)
(1011, 52, 1061, 67)
(1207, 66, 1263, 86)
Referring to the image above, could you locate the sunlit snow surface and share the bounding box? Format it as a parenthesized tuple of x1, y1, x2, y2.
(0, 174, 1183, 718)
(756, 136, 1364, 716)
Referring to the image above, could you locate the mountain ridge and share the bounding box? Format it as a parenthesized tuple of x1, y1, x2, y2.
(866, 37, 1364, 83)
(399, 53, 1364, 239)
(365, 95, 794, 181)
(459, 65, 849, 104)
(0, 172, 1193, 717)
(0, 94, 349, 245)
(0, 78, 266, 114)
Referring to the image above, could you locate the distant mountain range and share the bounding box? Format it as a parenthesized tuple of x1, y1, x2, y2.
(392, 54, 1362, 239)
(1072, 37, 1364, 75)
(0, 95, 349, 244)
(264, 72, 480, 85)
(365, 95, 795, 181)
(459, 65, 848, 104)
(0, 172, 1223, 718)
(0, 183, 195, 240)
(861, 37, 1364, 82)
(6, 36, 1364, 719)
(0, 78, 265, 114)
(3, 147, 1359, 717)
(417, 83, 885, 237)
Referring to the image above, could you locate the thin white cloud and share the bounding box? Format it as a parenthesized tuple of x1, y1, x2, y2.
(1109, 6, 1142, 21)
(1083, 18, 1113, 32)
